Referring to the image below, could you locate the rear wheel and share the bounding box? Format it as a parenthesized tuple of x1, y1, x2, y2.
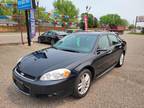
(73, 69, 92, 98)
(116, 53, 125, 67)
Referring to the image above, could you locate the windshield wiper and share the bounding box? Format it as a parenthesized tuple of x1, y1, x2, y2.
(60, 49, 80, 53)
(51, 46, 80, 53)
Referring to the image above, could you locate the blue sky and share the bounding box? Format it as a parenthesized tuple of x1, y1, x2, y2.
(39, 0, 144, 25)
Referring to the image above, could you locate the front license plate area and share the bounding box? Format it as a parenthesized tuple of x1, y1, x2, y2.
(14, 79, 30, 94)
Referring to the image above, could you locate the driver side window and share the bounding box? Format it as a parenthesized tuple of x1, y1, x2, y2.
(108, 34, 119, 46)
(98, 35, 110, 50)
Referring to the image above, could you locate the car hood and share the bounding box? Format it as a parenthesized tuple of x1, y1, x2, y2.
(16, 48, 88, 78)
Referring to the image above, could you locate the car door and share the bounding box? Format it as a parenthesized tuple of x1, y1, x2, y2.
(108, 34, 123, 64)
(93, 34, 113, 76)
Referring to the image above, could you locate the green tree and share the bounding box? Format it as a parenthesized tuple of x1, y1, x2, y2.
(121, 19, 129, 26)
(128, 24, 135, 30)
(0, 0, 18, 16)
(53, 0, 79, 24)
(35, 7, 50, 22)
(0, 0, 21, 23)
(0, 0, 17, 3)
(80, 13, 98, 29)
(100, 14, 129, 26)
(0, 0, 50, 23)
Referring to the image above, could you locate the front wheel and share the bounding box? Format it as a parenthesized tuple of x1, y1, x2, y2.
(116, 53, 125, 67)
(72, 69, 92, 98)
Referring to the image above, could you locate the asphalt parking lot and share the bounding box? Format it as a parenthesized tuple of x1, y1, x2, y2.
(0, 32, 40, 45)
(0, 33, 144, 108)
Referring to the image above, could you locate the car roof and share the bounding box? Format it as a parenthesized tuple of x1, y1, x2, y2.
(46, 30, 67, 34)
(72, 32, 116, 36)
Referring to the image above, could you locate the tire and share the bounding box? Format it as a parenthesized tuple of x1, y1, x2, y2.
(73, 69, 92, 98)
(50, 39, 55, 45)
(116, 53, 125, 67)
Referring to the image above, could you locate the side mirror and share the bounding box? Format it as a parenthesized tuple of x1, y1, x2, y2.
(96, 49, 107, 54)
(112, 41, 118, 45)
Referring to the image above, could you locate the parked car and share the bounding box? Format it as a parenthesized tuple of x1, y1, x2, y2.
(13, 32, 127, 98)
(38, 30, 67, 45)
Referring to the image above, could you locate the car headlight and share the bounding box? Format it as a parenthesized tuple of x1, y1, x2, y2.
(40, 69, 71, 81)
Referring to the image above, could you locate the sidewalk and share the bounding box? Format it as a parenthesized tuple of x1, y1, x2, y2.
(0, 32, 43, 45)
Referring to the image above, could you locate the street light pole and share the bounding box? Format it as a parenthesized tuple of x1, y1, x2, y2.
(134, 16, 137, 33)
(84, 6, 91, 31)
(86, 6, 91, 13)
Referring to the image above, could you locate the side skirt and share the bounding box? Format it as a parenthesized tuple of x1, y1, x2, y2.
(96, 64, 116, 79)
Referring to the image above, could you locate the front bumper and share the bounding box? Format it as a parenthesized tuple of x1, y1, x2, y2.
(12, 70, 76, 96)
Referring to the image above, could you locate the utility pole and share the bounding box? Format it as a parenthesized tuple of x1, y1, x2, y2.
(25, 10, 31, 46)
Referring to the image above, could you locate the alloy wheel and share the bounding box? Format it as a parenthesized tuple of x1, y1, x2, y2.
(77, 73, 91, 95)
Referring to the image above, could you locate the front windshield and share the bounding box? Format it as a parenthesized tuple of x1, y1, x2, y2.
(53, 34, 97, 53)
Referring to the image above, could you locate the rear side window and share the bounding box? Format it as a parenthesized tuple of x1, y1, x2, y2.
(108, 34, 119, 45)
(98, 35, 110, 50)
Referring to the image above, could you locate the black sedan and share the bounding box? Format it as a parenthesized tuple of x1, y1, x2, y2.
(13, 32, 126, 98)
(38, 30, 67, 45)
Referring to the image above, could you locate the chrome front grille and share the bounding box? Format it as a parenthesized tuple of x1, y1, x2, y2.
(15, 68, 35, 81)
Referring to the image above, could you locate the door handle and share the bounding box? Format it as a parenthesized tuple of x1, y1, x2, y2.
(107, 50, 112, 54)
